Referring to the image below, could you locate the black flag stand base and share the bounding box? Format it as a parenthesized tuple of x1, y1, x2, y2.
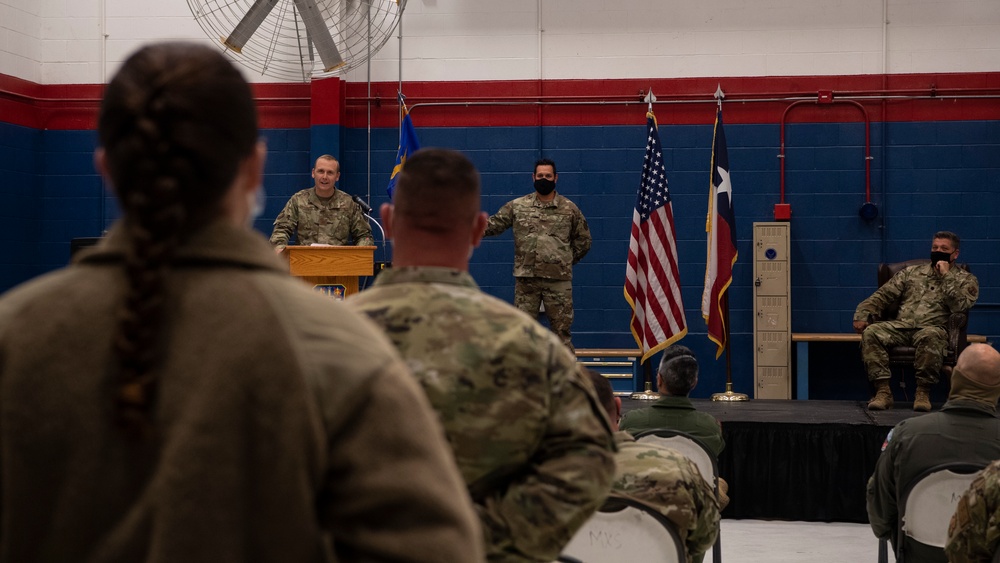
(711, 381, 748, 402)
(630, 360, 660, 400)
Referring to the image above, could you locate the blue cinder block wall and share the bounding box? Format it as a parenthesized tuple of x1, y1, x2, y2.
(3, 114, 999, 401)
(344, 119, 1000, 400)
(0, 122, 43, 289)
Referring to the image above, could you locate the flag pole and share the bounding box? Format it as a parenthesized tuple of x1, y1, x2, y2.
(630, 87, 662, 402)
(708, 85, 747, 402)
(711, 292, 748, 401)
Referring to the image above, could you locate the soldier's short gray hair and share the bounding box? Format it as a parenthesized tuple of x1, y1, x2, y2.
(657, 348, 698, 396)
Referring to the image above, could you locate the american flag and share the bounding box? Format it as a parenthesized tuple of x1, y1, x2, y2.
(701, 108, 737, 358)
(625, 111, 688, 362)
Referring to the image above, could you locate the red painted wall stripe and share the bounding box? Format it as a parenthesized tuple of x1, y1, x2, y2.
(344, 73, 1000, 127)
(2, 72, 999, 130)
(0, 76, 311, 130)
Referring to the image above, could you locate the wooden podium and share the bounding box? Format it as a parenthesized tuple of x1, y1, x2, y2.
(282, 245, 375, 299)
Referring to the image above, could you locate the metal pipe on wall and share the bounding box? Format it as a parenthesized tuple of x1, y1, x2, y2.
(346, 88, 1000, 106)
(880, 0, 891, 262)
(778, 98, 873, 222)
(536, 0, 545, 162)
(99, 0, 108, 230)
(365, 5, 373, 202)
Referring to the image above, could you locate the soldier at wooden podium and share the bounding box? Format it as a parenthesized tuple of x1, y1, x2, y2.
(269, 154, 375, 251)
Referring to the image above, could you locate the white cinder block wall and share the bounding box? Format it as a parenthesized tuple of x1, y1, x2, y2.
(0, 0, 41, 82)
(1, 0, 998, 85)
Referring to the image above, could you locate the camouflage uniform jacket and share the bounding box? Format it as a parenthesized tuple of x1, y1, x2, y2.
(946, 459, 1000, 563)
(867, 400, 1000, 561)
(613, 432, 720, 562)
(269, 187, 375, 247)
(619, 396, 725, 457)
(853, 263, 979, 327)
(347, 266, 616, 562)
(484, 192, 591, 281)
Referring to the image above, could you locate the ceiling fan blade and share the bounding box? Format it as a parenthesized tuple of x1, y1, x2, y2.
(223, 0, 281, 53)
(291, 0, 344, 71)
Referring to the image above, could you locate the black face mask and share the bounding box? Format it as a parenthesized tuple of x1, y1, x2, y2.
(534, 178, 556, 196)
(930, 251, 952, 265)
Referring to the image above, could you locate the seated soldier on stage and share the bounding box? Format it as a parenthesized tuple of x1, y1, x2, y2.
(853, 230, 979, 412)
(586, 369, 720, 563)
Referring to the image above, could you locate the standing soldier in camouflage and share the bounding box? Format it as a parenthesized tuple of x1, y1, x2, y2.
(853, 231, 979, 411)
(585, 369, 720, 563)
(269, 155, 375, 251)
(484, 158, 591, 352)
(347, 149, 615, 562)
(947, 459, 1000, 563)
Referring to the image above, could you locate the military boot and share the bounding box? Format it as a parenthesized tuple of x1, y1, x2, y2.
(867, 381, 893, 411)
(913, 383, 932, 412)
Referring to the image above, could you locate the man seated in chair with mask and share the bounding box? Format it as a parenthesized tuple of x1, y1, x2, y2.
(853, 231, 979, 412)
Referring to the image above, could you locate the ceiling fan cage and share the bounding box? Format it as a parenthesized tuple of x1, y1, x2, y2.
(188, 0, 405, 82)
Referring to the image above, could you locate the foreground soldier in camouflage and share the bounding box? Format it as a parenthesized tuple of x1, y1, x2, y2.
(867, 344, 1000, 563)
(853, 231, 979, 411)
(269, 155, 375, 250)
(347, 149, 615, 562)
(947, 459, 1000, 563)
(483, 158, 591, 352)
(585, 370, 719, 563)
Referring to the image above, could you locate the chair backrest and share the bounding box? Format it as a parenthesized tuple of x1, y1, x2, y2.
(878, 259, 971, 287)
(900, 463, 986, 552)
(633, 429, 718, 488)
(633, 429, 724, 563)
(877, 259, 930, 288)
(560, 494, 686, 563)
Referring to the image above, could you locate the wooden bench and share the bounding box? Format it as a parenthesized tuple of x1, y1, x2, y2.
(575, 348, 644, 396)
(791, 333, 990, 399)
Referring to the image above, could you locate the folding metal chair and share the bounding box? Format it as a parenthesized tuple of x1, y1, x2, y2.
(877, 462, 985, 563)
(634, 428, 722, 563)
(559, 494, 686, 563)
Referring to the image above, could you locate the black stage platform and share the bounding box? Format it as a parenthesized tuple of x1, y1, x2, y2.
(620, 398, 925, 523)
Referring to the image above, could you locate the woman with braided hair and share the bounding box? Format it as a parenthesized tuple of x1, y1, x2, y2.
(0, 42, 482, 562)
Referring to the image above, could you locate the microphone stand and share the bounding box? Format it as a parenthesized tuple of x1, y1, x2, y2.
(351, 194, 390, 279)
(364, 212, 389, 269)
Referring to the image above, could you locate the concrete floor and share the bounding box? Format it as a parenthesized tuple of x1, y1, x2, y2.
(705, 519, 894, 563)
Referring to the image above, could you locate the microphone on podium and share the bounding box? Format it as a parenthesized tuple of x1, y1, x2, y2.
(351, 194, 373, 215)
